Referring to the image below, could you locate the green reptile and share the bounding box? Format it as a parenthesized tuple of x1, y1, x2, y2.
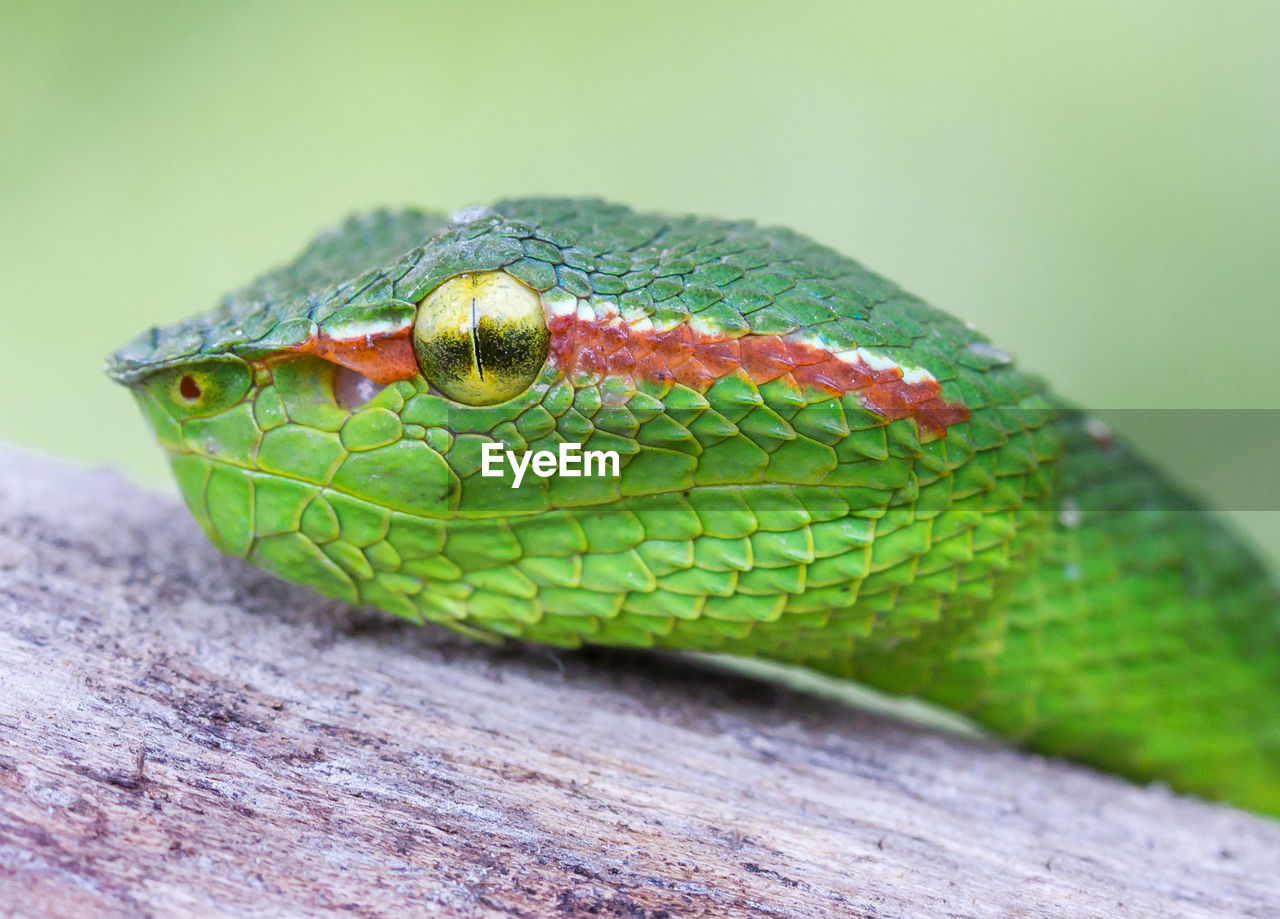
(106, 199, 1280, 817)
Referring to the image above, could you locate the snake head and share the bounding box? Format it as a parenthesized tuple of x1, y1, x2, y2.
(106, 198, 1050, 637)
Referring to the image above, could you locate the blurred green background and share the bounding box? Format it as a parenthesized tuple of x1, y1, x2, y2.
(2, 1, 1277, 560)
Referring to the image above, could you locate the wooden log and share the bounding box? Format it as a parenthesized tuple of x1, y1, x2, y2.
(0, 445, 1276, 918)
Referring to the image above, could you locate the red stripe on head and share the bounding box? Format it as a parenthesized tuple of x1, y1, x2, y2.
(283, 327, 417, 384)
(548, 315, 968, 437)
(270, 313, 969, 438)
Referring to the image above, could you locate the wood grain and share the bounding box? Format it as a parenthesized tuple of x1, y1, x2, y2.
(0, 446, 1276, 918)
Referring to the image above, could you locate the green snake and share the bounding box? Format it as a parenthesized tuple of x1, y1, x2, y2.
(105, 199, 1280, 817)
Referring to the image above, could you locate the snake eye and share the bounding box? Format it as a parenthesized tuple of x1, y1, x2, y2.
(412, 271, 549, 405)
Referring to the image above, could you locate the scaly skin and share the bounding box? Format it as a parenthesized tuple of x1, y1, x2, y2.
(106, 199, 1280, 817)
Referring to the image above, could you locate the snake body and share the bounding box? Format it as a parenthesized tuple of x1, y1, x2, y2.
(106, 199, 1280, 816)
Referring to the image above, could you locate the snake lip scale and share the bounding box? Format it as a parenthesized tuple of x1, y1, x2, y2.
(106, 198, 1280, 818)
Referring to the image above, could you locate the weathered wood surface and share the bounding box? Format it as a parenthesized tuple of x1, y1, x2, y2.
(0, 445, 1277, 919)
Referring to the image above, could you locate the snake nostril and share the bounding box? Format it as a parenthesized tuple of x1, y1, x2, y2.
(333, 364, 384, 411)
(178, 375, 202, 401)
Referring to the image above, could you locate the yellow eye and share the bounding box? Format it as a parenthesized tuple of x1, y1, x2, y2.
(412, 271, 550, 405)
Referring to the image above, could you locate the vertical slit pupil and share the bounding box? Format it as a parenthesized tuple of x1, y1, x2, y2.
(471, 297, 483, 380)
(179, 375, 202, 400)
